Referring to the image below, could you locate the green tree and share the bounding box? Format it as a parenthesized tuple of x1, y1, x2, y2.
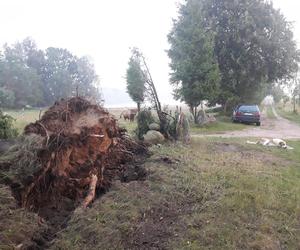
(0, 38, 101, 108)
(0, 110, 18, 139)
(0, 42, 43, 107)
(126, 50, 145, 111)
(43, 48, 100, 105)
(0, 87, 15, 108)
(269, 85, 285, 104)
(168, 0, 220, 123)
(202, 0, 299, 109)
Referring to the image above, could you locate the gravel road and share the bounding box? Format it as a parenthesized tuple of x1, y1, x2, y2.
(194, 107, 300, 139)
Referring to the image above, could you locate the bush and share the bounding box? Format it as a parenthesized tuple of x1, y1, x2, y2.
(0, 111, 18, 139)
(135, 110, 155, 140)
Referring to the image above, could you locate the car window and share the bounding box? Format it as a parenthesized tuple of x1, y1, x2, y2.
(238, 105, 259, 112)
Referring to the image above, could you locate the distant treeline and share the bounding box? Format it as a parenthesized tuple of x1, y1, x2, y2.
(0, 38, 101, 108)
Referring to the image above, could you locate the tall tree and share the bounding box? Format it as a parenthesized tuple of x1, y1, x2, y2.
(0, 41, 43, 107)
(203, 0, 299, 108)
(126, 49, 145, 111)
(0, 38, 101, 108)
(168, 0, 220, 123)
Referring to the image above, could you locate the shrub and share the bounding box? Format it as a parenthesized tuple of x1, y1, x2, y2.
(0, 111, 18, 139)
(135, 110, 155, 140)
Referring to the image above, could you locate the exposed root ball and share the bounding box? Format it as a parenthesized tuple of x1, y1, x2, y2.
(6, 97, 146, 210)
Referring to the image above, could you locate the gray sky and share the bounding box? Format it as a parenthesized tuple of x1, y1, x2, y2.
(0, 0, 299, 105)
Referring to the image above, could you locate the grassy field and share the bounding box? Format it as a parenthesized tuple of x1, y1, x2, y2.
(5, 108, 137, 135)
(190, 115, 246, 134)
(5, 108, 246, 136)
(277, 107, 300, 125)
(51, 137, 300, 249)
(5, 109, 44, 133)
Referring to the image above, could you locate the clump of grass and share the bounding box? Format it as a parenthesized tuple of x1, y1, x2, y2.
(0, 111, 18, 139)
(0, 135, 44, 185)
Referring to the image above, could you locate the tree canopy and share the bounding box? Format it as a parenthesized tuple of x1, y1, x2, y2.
(0, 38, 101, 108)
(169, 0, 299, 111)
(168, 0, 220, 122)
(126, 49, 146, 111)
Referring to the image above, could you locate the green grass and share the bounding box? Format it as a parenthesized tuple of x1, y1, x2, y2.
(265, 106, 276, 119)
(4, 109, 43, 133)
(277, 107, 300, 125)
(52, 138, 300, 249)
(190, 115, 246, 134)
(118, 120, 137, 136)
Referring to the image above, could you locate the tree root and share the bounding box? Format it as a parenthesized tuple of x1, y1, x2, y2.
(82, 174, 98, 208)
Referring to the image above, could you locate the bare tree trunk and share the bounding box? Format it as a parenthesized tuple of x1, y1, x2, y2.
(137, 102, 141, 112)
(194, 107, 197, 124)
(223, 100, 228, 114)
(189, 106, 200, 124)
(293, 94, 296, 113)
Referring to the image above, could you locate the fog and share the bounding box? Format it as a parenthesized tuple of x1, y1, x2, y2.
(0, 0, 299, 106)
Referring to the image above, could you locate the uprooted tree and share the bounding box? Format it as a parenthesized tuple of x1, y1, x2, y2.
(1, 97, 147, 210)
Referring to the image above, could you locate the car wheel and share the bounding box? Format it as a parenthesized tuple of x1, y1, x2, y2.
(256, 122, 261, 126)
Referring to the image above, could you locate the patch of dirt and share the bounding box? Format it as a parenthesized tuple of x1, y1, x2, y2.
(212, 142, 291, 167)
(151, 156, 181, 165)
(128, 202, 182, 250)
(213, 142, 241, 152)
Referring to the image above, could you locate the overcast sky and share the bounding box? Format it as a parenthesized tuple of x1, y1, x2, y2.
(0, 0, 299, 105)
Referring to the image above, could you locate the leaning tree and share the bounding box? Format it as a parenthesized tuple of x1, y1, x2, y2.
(128, 48, 171, 137)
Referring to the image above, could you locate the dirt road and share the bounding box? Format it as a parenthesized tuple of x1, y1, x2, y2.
(195, 107, 300, 139)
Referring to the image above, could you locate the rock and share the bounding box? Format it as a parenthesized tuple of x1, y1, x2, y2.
(143, 130, 165, 144)
(148, 123, 160, 131)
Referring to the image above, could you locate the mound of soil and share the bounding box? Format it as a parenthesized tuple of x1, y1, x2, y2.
(0, 184, 47, 249)
(4, 97, 147, 211)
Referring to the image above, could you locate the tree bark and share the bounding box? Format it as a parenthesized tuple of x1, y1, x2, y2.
(137, 102, 141, 112)
(293, 94, 296, 113)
